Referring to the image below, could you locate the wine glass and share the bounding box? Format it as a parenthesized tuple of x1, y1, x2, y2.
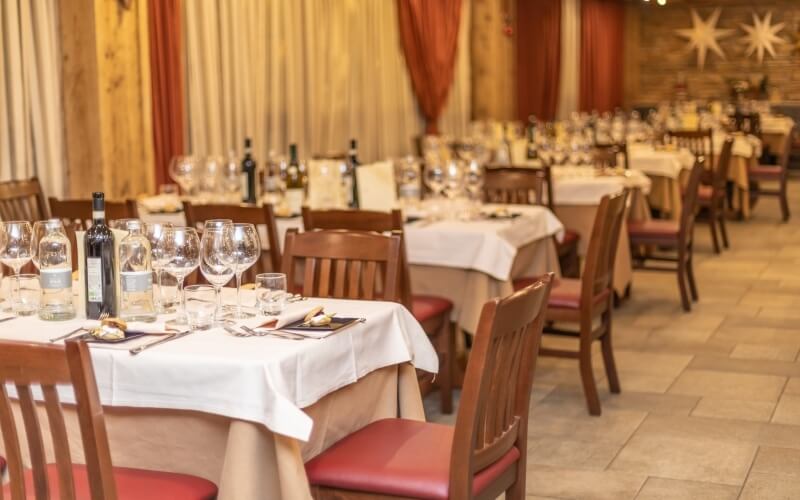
(169, 155, 199, 197)
(199, 156, 223, 202)
(223, 223, 261, 319)
(163, 227, 200, 326)
(145, 222, 174, 313)
(0, 221, 33, 313)
(204, 219, 233, 231)
(200, 225, 234, 325)
(423, 162, 445, 199)
(442, 160, 465, 200)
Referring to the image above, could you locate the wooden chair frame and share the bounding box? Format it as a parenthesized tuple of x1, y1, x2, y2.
(666, 128, 715, 168)
(0, 178, 50, 222)
(594, 143, 630, 170)
(698, 138, 733, 253)
(631, 160, 706, 312)
(539, 191, 629, 416)
(749, 126, 794, 222)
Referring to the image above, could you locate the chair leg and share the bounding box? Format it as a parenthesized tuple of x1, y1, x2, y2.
(601, 327, 620, 394)
(579, 338, 601, 416)
(718, 211, 730, 249)
(780, 183, 791, 222)
(438, 320, 454, 415)
(708, 210, 720, 254)
(677, 257, 691, 312)
(687, 255, 699, 302)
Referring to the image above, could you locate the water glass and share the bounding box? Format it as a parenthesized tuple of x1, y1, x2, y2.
(224, 223, 261, 319)
(184, 285, 216, 330)
(256, 273, 287, 316)
(146, 222, 174, 313)
(10, 274, 39, 316)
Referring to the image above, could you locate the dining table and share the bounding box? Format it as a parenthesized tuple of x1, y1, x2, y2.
(0, 288, 438, 500)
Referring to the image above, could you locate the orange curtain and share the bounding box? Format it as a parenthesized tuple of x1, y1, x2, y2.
(580, 0, 624, 112)
(516, 0, 561, 121)
(397, 0, 462, 134)
(148, 0, 184, 188)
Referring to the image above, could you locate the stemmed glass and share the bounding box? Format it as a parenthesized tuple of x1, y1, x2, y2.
(169, 156, 199, 197)
(423, 162, 445, 199)
(224, 223, 261, 319)
(163, 227, 200, 326)
(0, 222, 33, 313)
(200, 224, 234, 325)
(442, 160, 466, 200)
(145, 222, 174, 313)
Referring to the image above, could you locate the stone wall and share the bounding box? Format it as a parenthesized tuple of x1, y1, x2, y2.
(625, 0, 800, 106)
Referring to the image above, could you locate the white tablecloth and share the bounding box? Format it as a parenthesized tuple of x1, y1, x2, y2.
(0, 290, 437, 442)
(713, 132, 761, 159)
(761, 115, 795, 137)
(404, 204, 563, 281)
(627, 144, 695, 179)
(551, 166, 652, 205)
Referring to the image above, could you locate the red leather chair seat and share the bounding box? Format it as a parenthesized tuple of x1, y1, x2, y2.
(558, 229, 580, 249)
(628, 220, 680, 240)
(412, 295, 453, 323)
(305, 418, 520, 499)
(697, 185, 713, 201)
(3, 464, 217, 500)
(0, 455, 5, 472)
(749, 164, 782, 179)
(513, 277, 609, 310)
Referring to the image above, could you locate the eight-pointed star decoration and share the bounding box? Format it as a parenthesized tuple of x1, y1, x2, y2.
(675, 8, 736, 70)
(740, 12, 787, 64)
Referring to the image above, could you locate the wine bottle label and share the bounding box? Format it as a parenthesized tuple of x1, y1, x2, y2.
(87, 258, 103, 302)
(40, 268, 72, 290)
(285, 188, 304, 215)
(121, 271, 152, 293)
(92, 210, 105, 220)
(241, 173, 249, 198)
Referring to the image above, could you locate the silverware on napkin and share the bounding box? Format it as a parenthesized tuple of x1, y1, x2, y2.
(129, 329, 193, 355)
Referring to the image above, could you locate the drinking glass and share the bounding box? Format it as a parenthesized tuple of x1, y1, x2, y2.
(423, 162, 445, 199)
(163, 227, 200, 326)
(0, 221, 32, 312)
(256, 273, 287, 316)
(145, 222, 174, 313)
(184, 285, 216, 330)
(442, 160, 466, 200)
(464, 160, 484, 204)
(204, 219, 233, 231)
(224, 223, 261, 319)
(169, 155, 199, 196)
(199, 156, 223, 202)
(200, 226, 234, 324)
(31, 220, 52, 270)
(9, 274, 39, 316)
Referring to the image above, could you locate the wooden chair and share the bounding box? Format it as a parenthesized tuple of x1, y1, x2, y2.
(484, 166, 582, 278)
(593, 143, 629, 170)
(514, 191, 628, 416)
(629, 159, 705, 312)
(49, 198, 139, 228)
(666, 128, 714, 168)
(697, 137, 733, 253)
(729, 111, 761, 138)
(302, 207, 455, 414)
(749, 125, 794, 222)
(0, 178, 50, 221)
(305, 274, 554, 500)
(183, 202, 282, 280)
(281, 228, 401, 302)
(0, 339, 217, 499)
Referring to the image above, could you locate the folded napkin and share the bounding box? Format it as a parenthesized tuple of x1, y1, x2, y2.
(237, 305, 320, 331)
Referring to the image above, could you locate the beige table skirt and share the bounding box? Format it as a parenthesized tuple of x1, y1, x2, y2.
(3, 363, 423, 500)
(410, 238, 561, 334)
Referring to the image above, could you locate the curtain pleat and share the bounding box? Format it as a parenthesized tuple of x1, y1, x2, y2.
(396, 0, 462, 134)
(556, 0, 580, 119)
(516, 0, 561, 121)
(148, 0, 185, 188)
(0, 0, 65, 197)
(182, 0, 470, 163)
(580, 0, 625, 113)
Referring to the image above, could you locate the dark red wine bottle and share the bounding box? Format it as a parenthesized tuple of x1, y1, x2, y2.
(84, 192, 117, 319)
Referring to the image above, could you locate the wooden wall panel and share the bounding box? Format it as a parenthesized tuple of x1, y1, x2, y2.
(471, 0, 516, 120)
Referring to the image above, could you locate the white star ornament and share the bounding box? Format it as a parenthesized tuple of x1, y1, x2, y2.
(675, 8, 736, 70)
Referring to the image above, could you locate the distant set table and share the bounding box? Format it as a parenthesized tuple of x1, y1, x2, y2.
(0, 291, 437, 500)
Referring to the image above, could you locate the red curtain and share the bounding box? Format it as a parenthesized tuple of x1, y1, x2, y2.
(397, 0, 462, 134)
(580, 0, 624, 113)
(148, 0, 185, 189)
(516, 0, 561, 122)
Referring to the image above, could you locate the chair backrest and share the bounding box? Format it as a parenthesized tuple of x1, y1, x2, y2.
(301, 208, 410, 307)
(666, 129, 714, 167)
(0, 340, 117, 500)
(712, 138, 734, 200)
(581, 191, 629, 314)
(729, 112, 761, 137)
(483, 167, 545, 206)
(679, 158, 706, 250)
(593, 143, 629, 170)
(183, 202, 282, 277)
(49, 198, 139, 229)
(0, 178, 50, 221)
(449, 274, 553, 498)
(281, 229, 402, 302)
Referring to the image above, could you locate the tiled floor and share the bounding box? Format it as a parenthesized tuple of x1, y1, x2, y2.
(426, 178, 800, 499)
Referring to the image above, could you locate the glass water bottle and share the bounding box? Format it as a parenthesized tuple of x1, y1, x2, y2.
(118, 219, 157, 322)
(39, 220, 75, 321)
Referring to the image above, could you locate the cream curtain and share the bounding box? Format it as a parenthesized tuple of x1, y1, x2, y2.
(0, 0, 65, 197)
(184, 0, 470, 163)
(556, 0, 580, 120)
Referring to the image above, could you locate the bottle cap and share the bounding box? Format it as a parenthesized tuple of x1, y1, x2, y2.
(92, 192, 105, 211)
(244, 138, 252, 148)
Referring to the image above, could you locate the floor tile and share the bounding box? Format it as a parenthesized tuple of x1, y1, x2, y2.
(751, 446, 800, 478)
(730, 343, 799, 362)
(772, 395, 800, 425)
(635, 477, 739, 500)
(526, 466, 646, 500)
(739, 471, 800, 500)
(691, 398, 775, 423)
(668, 369, 785, 402)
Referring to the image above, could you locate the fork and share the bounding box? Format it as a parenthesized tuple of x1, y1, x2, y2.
(49, 312, 109, 343)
